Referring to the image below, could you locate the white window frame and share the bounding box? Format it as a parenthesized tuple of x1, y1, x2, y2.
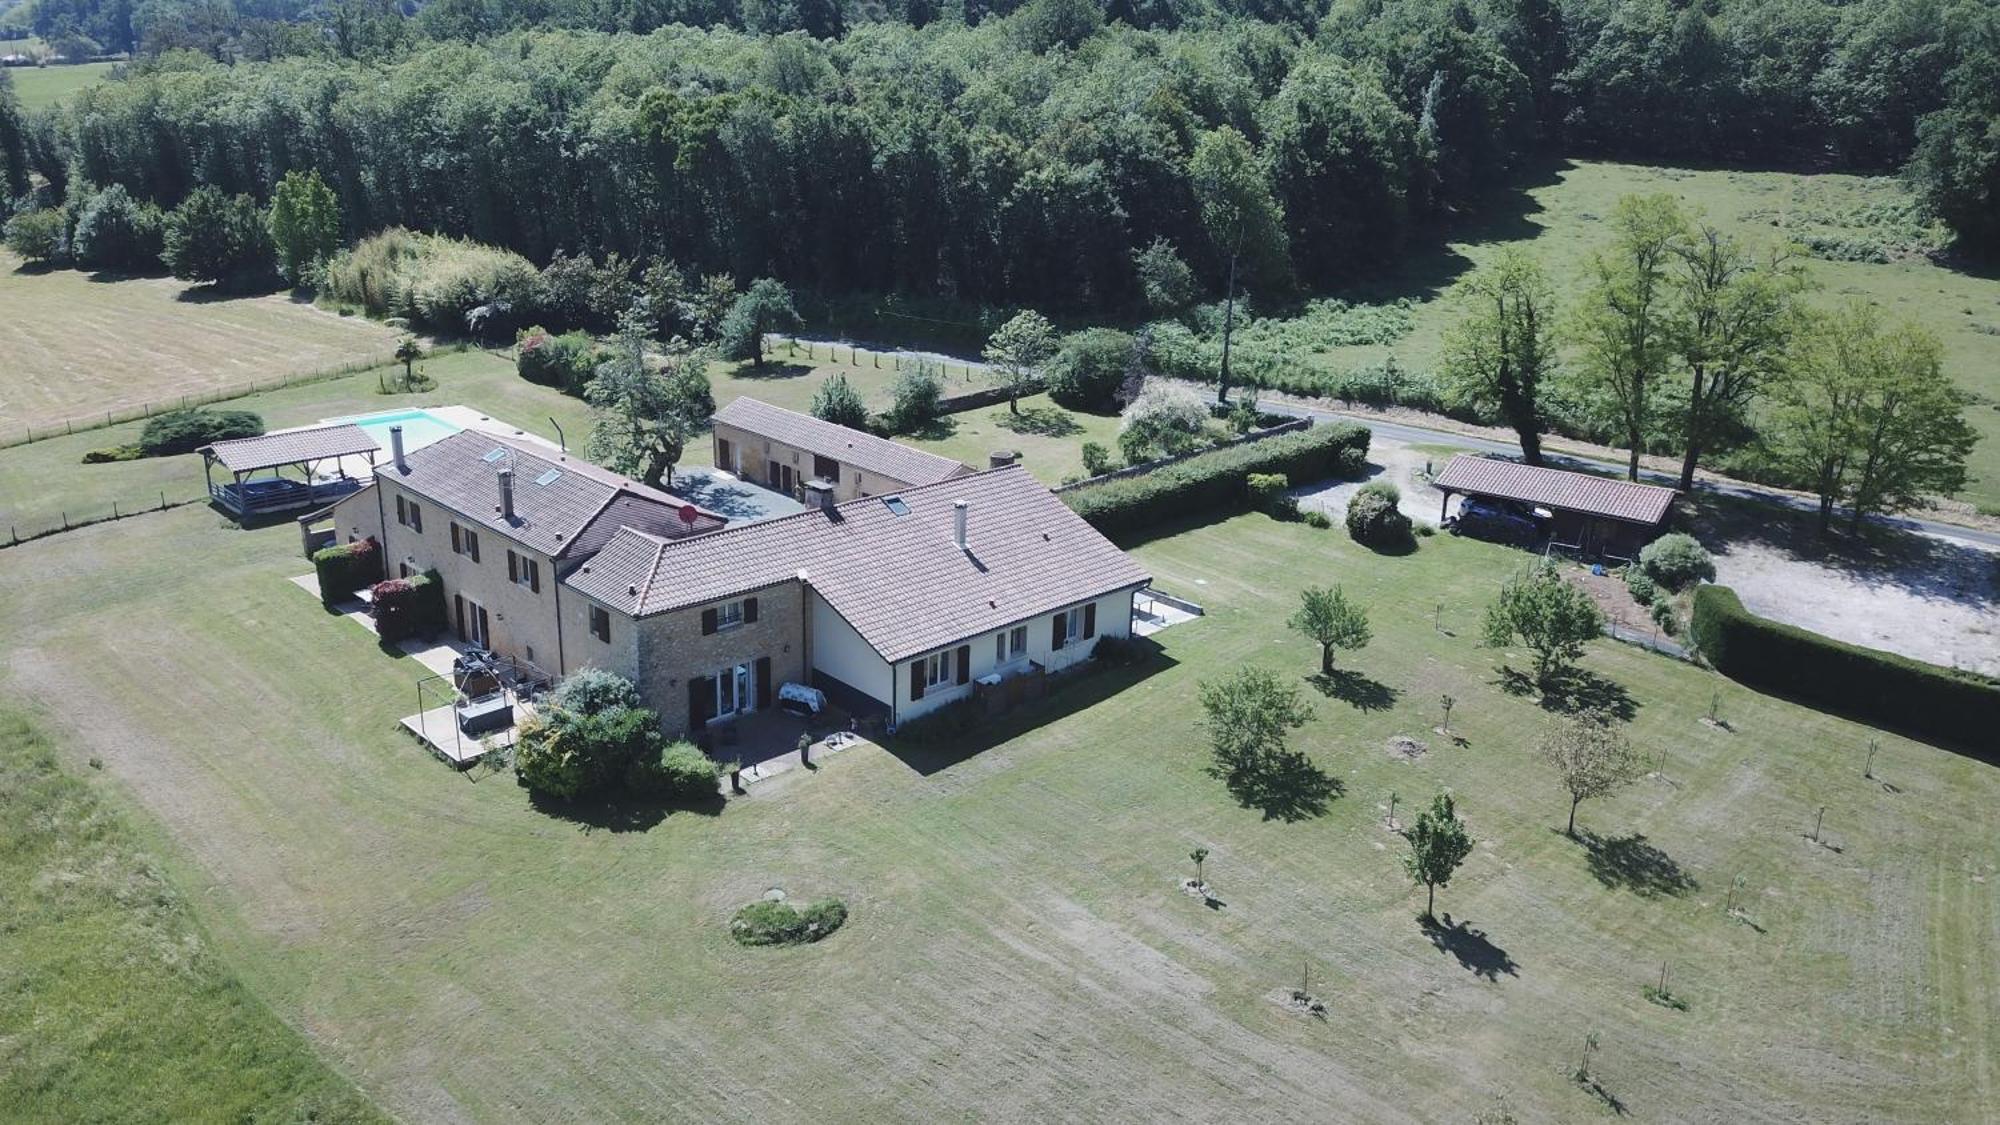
(716, 600, 745, 631)
(589, 605, 611, 643)
(996, 624, 1028, 665)
(922, 651, 951, 688)
(1057, 606, 1086, 649)
(511, 553, 539, 590)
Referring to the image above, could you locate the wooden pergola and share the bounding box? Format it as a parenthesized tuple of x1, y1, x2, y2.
(199, 423, 381, 524)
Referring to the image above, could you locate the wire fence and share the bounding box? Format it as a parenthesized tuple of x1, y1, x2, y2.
(4, 489, 208, 550)
(0, 350, 401, 451)
(778, 337, 995, 387)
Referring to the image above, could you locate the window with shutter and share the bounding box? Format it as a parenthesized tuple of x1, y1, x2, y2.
(955, 645, 970, 684)
(909, 661, 925, 701)
(450, 522, 461, 553)
(701, 607, 718, 635)
(467, 530, 479, 563)
(755, 657, 772, 709)
(507, 550, 518, 583)
(528, 560, 539, 593)
(743, 597, 758, 624)
(409, 503, 421, 532)
(1052, 614, 1065, 649)
(590, 605, 610, 643)
(1083, 602, 1096, 639)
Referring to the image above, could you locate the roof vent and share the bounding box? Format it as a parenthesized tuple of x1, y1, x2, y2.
(628, 584, 637, 596)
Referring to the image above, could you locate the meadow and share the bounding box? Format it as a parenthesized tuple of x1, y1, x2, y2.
(4, 60, 115, 110)
(0, 483, 1991, 1121)
(1284, 160, 2000, 513)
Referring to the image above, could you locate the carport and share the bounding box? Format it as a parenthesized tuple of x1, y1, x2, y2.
(1433, 455, 1678, 561)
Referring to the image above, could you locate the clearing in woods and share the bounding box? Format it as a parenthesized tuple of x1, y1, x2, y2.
(0, 495, 1991, 1122)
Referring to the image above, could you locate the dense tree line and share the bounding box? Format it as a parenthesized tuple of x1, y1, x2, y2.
(0, 0, 1993, 313)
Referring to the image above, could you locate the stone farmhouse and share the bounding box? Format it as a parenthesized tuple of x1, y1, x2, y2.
(322, 398, 1149, 736)
(710, 396, 974, 502)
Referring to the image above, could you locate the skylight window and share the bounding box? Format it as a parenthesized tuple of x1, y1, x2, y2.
(535, 469, 562, 486)
(482, 447, 508, 463)
(883, 497, 910, 516)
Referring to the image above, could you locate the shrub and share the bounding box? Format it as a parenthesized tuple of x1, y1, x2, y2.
(1080, 440, 1115, 478)
(1650, 598, 1678, 635)
(1637, 533, 1715, 591)
(371, 571, 445, 644)
(886, 363, 944, 433)
(893, 696, 982, 743)
(549, 667, 642, 713)
(138, 409, 265, 456)
(652, 740, 720, 800)
(1624, 568, 1658, 606)
(1090, 633, 1144, 666)
(518, 701, 661, 799)
(1118, 380, 1210, 463)
(4, 206, 67, 264)
(162, 186, 276, 289)
(1063, 422, 1370, 538)
(72, 185, 163, 273)
(1346, 481, 1413, 548)
(81, 444, 144, 463)
(515, 326, 600, 393)
(323, 229, 537, 333)
(1303, 509, 1333, 529)
(811, 373, 870, 429)
(533, 249, 633, 334)
(1246, 472, 1298, 519)
(312, 537, 381, 606)
(1691, 585, 2000, 754)
(1046, 328, 1132, 412)
(729, 898, 848, 946)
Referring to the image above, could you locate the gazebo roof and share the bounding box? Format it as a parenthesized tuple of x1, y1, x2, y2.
(1433, 454, 1677, 526)
(200, 423, 380, 473)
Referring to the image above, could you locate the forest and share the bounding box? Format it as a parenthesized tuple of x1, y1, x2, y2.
(1, 0, 1995, 320)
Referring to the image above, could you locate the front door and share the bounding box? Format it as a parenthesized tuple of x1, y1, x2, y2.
(456, 595, 490, 648)
(714, 662, 753, 720)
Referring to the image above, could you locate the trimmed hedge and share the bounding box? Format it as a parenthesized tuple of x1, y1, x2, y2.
(312, 537, 381, 607)
(138, 409, 265, 456)
(1691, 585, 2000, 753)
(371, 570, 446, 644)
(1062, 422, 1369, 538)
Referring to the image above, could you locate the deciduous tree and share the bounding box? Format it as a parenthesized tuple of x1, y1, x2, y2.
(1402, 792, 1473, 920)
(984, 309, 1058, 414)
(1481, 558, 1606, 685)
(1571, 194, 1686, 480)
(1289, 585, 1372, 674)
(1190, 126, 1287, 403)
(1441, 248, 1557, 465)
(585, 312, 716, 489)
(811, 372, 869, 429)
(267, 169, 343, 286)
(1539, 714, 1641, 836)
(719, 277, 800, 368)
(1197, 665, 1313, 781)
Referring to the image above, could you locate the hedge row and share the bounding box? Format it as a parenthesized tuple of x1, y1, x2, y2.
(1062, 421, 1370, 538)
(372, 570, 447, 644)
(1691, 585, 2000, 755)
(313, 536, 381, 607)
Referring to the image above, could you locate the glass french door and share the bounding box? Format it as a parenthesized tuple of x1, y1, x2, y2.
(715, 663, 752, 719)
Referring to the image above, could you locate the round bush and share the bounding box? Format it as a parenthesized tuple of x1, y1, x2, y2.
(730, 897, 848, 946)
(1046, 328, 1132, 412)
(1650, 597, 1678, 635)
(516, 327, 601, 393)
(1638, 533, 1715, 591)
(1624, 568, 1658, 606)
(138, 409, 266, 456)
(1345, 483, 1413, 548)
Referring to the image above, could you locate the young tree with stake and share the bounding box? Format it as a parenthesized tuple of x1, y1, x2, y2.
(1402, 792, 1474, 921)
(1481, 559, 1606, 686)
(1539, 714, 1642, 837)
(1288, 585, 1371, 675)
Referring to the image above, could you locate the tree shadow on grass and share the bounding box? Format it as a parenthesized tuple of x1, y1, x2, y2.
(1420, 913, 1519, 981)
(1308, 669, 1400, 712)
(1213, 747, 1344, 823)
(992, 404, 1083, 437)
(528, 788, 724, 834)
(1539, 668, 1638, 723)
(733, 361, 813, 380)
(1568, 828, 1698, 898)
(897, 415, 959, 441)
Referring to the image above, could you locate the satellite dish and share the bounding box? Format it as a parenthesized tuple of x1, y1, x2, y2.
(678, 504, 699, 528)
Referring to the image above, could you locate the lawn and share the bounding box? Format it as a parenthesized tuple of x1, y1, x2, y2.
(0, 489, 1991, 1121)
(5, 61, 115, 110)
(0, 709, 385, 1123)
(902, 393, 1124, 483)
(0, 254, 403, 439)
(1264, 159, 2000, 513)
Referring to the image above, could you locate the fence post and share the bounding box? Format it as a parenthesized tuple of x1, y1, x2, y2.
(113, 501, 120, 520)
(160, 491, 167, 511)
(61, 512, 69, 530)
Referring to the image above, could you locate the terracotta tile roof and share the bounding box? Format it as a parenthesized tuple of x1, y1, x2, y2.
(383, 430, 723, 557)
(1433, 455, 1677, 525)
(565, 465, 1151, 663)
(200, 423, 380, 473)
(713, 397, 972, 487)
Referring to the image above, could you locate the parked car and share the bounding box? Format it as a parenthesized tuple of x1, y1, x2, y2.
(1449, 496, 1542, 546)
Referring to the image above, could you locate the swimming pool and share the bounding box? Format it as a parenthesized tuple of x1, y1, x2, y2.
(325, 408, 465, 455)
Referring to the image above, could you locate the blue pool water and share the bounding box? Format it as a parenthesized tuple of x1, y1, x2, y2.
(325, 408, 464, 455)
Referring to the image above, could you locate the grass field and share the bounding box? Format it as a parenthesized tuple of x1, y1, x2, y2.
(0, 485, 1991, 1121)
(1, 254, 403, 438)
(903, 394, 1123, 483)
(1297, 160, 2000, 512)
(0, 710, 385, 1122)
(4, 61, 115, 110)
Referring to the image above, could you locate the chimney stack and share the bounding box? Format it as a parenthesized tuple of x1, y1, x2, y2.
(953, 500, 968, 550)
(497, 467, 516, 521)
(805, 479, 835, 513)
(389, 424, 407, 472)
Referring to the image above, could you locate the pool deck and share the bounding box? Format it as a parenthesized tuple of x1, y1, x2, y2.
(294, 405, 564, 482)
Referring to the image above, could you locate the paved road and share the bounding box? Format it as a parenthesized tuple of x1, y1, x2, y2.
(1251, 397, 2000, 552)
(777, 334, 2000, 551)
